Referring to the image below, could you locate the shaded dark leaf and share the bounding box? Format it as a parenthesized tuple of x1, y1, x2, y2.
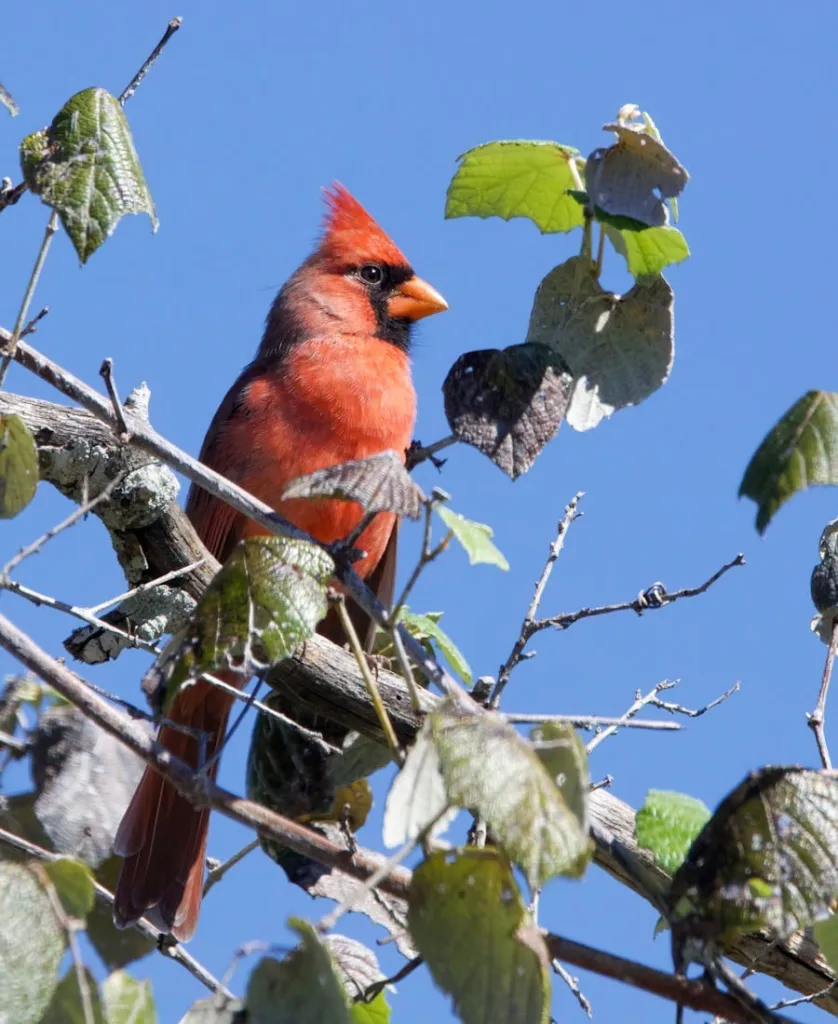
(40, 966, 104, 1024)
(669, 767, 838, 971)
(443, 343, 572, 478)
(0, 414, 38, 518)
(408, 850, 550, 1024)
(739, 391, 838, 534)
(88, 856, 156, 968)
(283, 451, 424, 520)
(530, 722, 590, 834)
(20, 87, 157, 263)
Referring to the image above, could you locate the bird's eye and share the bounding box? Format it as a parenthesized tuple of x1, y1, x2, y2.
(359, 263, 385, 286)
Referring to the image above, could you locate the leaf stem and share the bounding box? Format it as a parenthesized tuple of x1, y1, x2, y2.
(118, 17, 183, 107)
(808, 616, 838, 769)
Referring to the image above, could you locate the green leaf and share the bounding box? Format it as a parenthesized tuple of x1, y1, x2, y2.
(669, 767, 838, 972)
(408, 849, 550, 1024)
(102, 971, 157, 1024)
(41, 966, 104, 1024)
(20, 87, 158, 264)
(44, 857, 96, 919)
(814, 914, 838, 975)
(435, 505, 509, 571)
(431, 700, 591, 887)
(157, 536, 333, 711)
(0, 862, 65, 1023)
(245, 919, 351, 1023)
(739, 391, 838, 533)
(0, 414, 38, 518)
(604, 223, 690, 279)
(530, 722, 590, 834)
(526, 257, 674, 431)
(446, 141, 585, 234)
(87, 857, 156, 969)
(635, 790, 711, 875)
(178, 997, 244, 1023)
(383, 719, 454, 848)
(351, 993, 390, 1024)
(0, 80, 18, 117)
(400, 610, 472, 685)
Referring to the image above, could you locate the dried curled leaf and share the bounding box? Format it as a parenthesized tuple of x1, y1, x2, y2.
(283, 451, 424, 519)
(0, 414, 39, 518)
(669, 767, 838, 971)
(526, 256, 674, 431)
(20, 87, 158, 263)
(443, 344, 573, 478)
(740, 391, 838, 534)
(408, 850, 551, 1024)
(154, 537, 333, 710)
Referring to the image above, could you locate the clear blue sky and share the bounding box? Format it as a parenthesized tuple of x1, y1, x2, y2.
(3, 1, 838, 1020)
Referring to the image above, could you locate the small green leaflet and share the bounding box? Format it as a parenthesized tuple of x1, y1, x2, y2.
(399, 610, 472, 685)
(436, 505, 509, 570)
(20, 87, 158, 264)
(408, 850, 550, 1024)
(101, 971, 157, 1024)
(446, 140, 585, 234)
(43, 857, 96, 920)
(156, 536, 332, 711)
(739, 390, 838, 534)
(604, 223, 689, 279)
(0, 414, 38, 518)
(635, 790, 711, 875)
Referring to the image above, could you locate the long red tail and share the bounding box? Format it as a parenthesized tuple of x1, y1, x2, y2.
(113, 678, 234, 940)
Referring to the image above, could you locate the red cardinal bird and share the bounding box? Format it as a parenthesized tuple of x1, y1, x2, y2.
(113, 185, 447, 940)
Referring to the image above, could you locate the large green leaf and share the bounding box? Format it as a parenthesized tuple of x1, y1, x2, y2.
(669, 768, 838, 972)
(102, 971, 157, 1024)
(446, 141, 585, 234)
(635, 790, 711, 875)
(431, 700, 591, 888)
(0, 414, 38, 518)
(435, 505, 509, 570)
(20, 87, 158, 263)
(0, 862, 65, 1023)
(408, 850, 550, 1024)
(739, 391, 838, 533)
(158, 536, 333, 710)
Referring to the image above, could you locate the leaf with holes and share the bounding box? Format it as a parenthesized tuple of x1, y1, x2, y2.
(155, 537, 332, 710)
(283, 451, 424, 520)
(668, 768, 838, 972)
(245, 918, 351, 1023)
(383, 719, 454, 848)
(446, 140, 585, 234)
(739, 391, 838, 534)
(0, 862, 65, 1023)
(431, 700, 591, 887)
(436, 505, 509, 570)
(0, 80, 18, 116)
(101, 971, 156, 1024)
(443, 344, 573, 478)
(526, 256, 674, 431)
(530, 723, 590, 835)
(40, 966, 104, 1024)
(635, 790, 711, 875)
(0, 414, 38, 518)
(408, 850, 550, 1024)
(20, 87, 158, 263)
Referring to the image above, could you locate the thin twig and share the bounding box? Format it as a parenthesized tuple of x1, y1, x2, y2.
(648, 682, 740, 719)
(19, 307, 49, 339)
(0, 211, 59, 388)
(388, 622, 424, 712)
(537, 554, 746, 635)
(506, 712, 681, 733)
(586, 681, 679, 753)
(0, 179, 28, 214)
(391, 497, 452, 622)
(808, 617, 838, 770)
(357, 956, 424, 1004)
(552, 959, 594, 1018)
(86, 559, 206, 615)
(203, 838, 260, 897)
(99, 358, 129, 436)
(118, 17, 183, 105)
(0, 825, 231, 997)
(332, 593, 402, 762)
(491, 493, 584, 707)
(0, 728, 29, 755)
(405, 434, 457, 471)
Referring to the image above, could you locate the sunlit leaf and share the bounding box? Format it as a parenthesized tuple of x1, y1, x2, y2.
(669, 768, 838, 972)
(0, 862, 65, 1023)
(40, 966, 104, 1024)
(383, 719, 454, 848)
(20, 87, 158, 263)
(283, 451, 424, 520)
(101, 971, 156, 1024)
(0, 414, 38, 518)
(399, 610, 472, 686)
(446, 140, 585, 234)
(408, 850, 550, 1024)
(635, 790, 711, 875)
(604, 223, 690, 279)
(435, 505, 509, 571)
(431, 700, 591, 887)
(739, 391, 838, 534)
(43, 857, 95, 920)
(442, 344, 572, 478)
(351, 993, 390, 1024)
(156, 537, 332, 710)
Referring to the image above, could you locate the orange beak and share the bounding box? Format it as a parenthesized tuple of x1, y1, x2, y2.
(388, 275, 449, 321)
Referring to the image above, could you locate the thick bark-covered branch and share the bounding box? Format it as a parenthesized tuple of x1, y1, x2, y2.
(1, 387, 837, 1013)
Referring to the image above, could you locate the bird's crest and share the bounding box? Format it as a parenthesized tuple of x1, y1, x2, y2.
(320, 183, 409, 268)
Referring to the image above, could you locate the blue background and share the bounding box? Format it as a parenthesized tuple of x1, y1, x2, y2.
(2, 2, 837, 1021)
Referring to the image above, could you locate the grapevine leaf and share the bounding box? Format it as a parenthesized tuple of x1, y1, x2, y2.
(0, 414, 38, 518)
(635, 790, 711, 875)
(435, 505, 509, 570)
